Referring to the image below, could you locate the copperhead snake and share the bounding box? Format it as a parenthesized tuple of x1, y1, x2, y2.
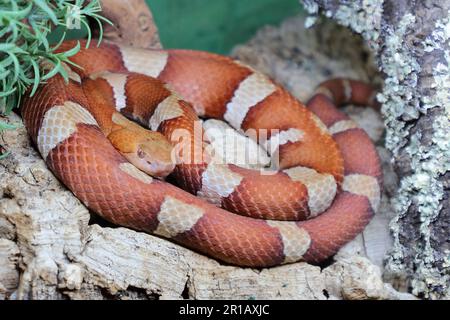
(21, 40, 382, 267)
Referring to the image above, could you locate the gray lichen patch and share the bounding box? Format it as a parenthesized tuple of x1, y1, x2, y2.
(384, 10, 450, 300)
(303, 0, 383, 50)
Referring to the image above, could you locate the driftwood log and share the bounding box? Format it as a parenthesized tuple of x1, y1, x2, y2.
(0, 0, 427, 299)
(302, 0, 450, 299)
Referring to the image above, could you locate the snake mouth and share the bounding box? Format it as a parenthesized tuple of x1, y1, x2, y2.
(146, 160, 175, 178)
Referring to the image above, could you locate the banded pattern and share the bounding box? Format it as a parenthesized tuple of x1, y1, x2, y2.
(37, 101, 97, 159)
(20, 40, 382, 267)
(224, 72, 277, 130)
(197, 163, 244, 206)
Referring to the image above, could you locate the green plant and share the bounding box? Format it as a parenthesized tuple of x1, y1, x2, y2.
(0, 0, 110, 157)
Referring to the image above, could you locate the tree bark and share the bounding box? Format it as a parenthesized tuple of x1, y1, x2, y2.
(301, 0, 450, 299)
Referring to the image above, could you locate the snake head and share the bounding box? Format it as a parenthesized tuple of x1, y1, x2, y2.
(129, 138, 175, 178)
(109, 128, 175, 178)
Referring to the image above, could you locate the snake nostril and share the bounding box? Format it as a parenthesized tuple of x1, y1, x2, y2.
(137, 148, 146, 159)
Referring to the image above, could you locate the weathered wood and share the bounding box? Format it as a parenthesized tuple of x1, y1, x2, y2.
(0, 240, 19, 299)
(97, 0, 161, 48)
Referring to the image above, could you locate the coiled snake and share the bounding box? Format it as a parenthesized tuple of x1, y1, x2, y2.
(21, 40, 382, 267)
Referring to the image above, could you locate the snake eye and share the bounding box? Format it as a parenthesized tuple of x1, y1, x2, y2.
(137, 148, 146, 159)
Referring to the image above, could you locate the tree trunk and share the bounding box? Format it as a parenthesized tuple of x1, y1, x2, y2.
(302, 0, 450, 299)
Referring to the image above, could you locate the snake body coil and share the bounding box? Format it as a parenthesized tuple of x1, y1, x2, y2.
(21, 40, 382, 267)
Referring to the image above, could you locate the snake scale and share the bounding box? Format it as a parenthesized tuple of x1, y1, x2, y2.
(21, 40, 382, 267)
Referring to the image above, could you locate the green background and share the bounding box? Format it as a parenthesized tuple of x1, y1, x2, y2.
(145, 0, 301, 53)
(58, 0, 302, 54)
